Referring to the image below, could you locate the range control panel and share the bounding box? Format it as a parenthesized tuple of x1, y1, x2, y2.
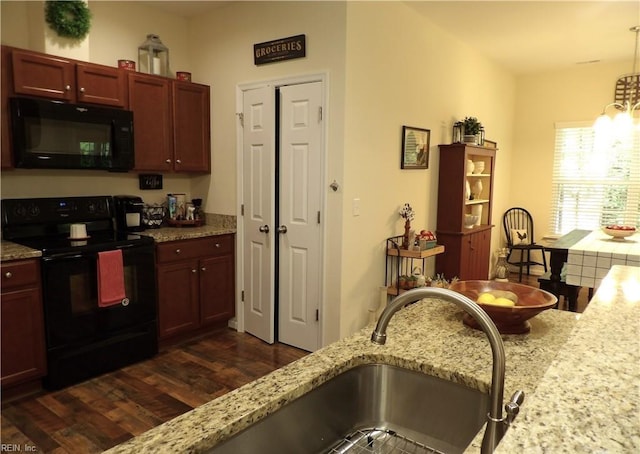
(2, 196, 113, 225)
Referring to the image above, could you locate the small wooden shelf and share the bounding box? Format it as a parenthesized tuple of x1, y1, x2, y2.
(386, 244, 444, 258)
(465, 199, 490, 205)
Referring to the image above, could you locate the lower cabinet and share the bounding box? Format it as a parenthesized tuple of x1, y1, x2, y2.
(156, 234, 235, 340)
(435, 227, 492, 280)
(1, 259, 47, 388)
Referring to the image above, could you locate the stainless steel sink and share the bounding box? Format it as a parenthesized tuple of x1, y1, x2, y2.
(210, 364, 490, 454)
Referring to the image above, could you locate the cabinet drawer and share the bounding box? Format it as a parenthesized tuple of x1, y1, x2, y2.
(1, 259, 39, 290)
(156, 234, 233, 263)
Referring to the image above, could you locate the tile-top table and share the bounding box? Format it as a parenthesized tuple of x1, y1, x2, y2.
(566, 229, 640, 288)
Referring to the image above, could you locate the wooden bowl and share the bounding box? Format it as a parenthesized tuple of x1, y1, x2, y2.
(448, 280, 557, 334)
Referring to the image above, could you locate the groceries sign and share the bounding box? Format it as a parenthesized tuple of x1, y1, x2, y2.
(254, 34, 306, 65)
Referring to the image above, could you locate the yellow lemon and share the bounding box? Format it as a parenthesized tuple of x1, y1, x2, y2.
(486, 297, 516, 307)
(477, 292, 496, 304)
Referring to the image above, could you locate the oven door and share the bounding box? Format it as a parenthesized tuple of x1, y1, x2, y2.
(41, 243, 156, 348)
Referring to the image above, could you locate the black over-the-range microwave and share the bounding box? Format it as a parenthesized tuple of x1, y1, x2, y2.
(9, 97, 134, 171)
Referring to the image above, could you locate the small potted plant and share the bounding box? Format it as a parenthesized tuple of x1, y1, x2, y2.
(399, 203, 415, 249)
(462, 116, 483, 145)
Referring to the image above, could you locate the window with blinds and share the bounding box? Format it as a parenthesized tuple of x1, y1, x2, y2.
(550, 122, 640, 235)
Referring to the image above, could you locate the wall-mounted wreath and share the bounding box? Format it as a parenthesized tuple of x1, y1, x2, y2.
(45, 0, 92, 40)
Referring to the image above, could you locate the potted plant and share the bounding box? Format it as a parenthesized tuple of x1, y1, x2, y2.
(462, 116, 483, 145)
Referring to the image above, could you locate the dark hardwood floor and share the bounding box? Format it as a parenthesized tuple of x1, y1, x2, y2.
(1, 329, 308, 453)
(1, 272, 588, 453)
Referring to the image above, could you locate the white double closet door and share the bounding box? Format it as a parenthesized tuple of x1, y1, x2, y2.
(241, 80, 323, 352)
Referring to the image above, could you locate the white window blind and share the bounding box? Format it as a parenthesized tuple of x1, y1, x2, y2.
(550, 122, 640, 235)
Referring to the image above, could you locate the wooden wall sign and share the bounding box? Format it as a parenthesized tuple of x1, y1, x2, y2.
(254, 34, 306, 65)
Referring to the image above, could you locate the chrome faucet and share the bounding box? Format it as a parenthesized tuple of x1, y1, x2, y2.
(371, 287, 523, 454)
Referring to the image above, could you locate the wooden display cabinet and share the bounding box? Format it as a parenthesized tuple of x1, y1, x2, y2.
(435, 143, 496, 280)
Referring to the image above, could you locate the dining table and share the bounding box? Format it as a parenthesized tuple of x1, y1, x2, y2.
(541, 228, 640, 311)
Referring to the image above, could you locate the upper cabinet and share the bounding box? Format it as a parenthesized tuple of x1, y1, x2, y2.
(172, 81, 211, 172)
(129, 74, 210, 173)
(11, 49, 126, 107)
(1, 45, 211, 174)
(436, 144, 496, 232)
(128, 72, 173, 171)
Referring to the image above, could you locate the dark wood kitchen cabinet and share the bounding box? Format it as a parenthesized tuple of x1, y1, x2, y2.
(435, 143, 496, 280)
(1, 46, 13, 169)
(1, 259, 47, 389)
(11, 48, 127, 107)
(129, 74, 210, 173)
(156, 234, 234, 341)
(172, 81, 211, 172)
(128, 72, 173, 171)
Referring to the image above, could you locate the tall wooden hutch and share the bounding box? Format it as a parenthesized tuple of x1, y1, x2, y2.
(435, 143, 496, 280)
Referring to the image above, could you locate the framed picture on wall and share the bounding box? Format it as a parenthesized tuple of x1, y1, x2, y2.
(401, 126, 430, 169)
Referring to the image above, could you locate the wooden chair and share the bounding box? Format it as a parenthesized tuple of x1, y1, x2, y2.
(503, 207, 548, 282)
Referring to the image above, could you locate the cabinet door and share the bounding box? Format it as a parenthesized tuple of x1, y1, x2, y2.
(460, 230, 491, 280)
(12, 49, 74, 101)
(1, 279, 47, 387)
(157, 261, 200, 339)
(129, 73, 173, 171)
(172, 81, 211, 172)
(199, 254, 235, 325)
(2, 46, 13, 169)
(75, 62, 126, 107)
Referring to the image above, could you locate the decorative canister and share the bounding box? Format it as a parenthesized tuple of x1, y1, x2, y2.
(118, 59, 136, 71)
(176, 71, 191, 82)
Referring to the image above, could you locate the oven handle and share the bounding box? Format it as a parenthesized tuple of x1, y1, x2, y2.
(42, 254, 85, 262)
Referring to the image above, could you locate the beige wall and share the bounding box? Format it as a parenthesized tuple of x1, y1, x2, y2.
(512, 60, 632, 249)
(340, 2, 517, 335)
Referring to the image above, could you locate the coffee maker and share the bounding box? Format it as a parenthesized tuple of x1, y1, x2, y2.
(113, 195, 145, 232)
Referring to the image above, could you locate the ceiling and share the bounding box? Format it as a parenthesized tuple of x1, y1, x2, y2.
(143, 1, 640, 75)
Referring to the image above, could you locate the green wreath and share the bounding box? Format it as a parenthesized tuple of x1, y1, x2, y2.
(45, 1, 92, 40)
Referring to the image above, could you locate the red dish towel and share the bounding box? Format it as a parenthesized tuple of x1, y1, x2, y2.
(97, 250, 126, 308)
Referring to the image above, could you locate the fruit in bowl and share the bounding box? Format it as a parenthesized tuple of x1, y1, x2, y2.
(602, 225, 636, 240)
(449, 280, 557, 334)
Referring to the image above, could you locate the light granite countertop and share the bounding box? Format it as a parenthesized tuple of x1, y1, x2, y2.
(101, 263, 634, 454)
(0, 240, 42, 261)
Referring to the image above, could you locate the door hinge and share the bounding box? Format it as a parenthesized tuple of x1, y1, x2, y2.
(241, 204, 244, 216)
(318, 106, 323, 122)
(241, 290, 245, 302)
(317, 211, 321, 224)
(237, 112, 244, 127)
(315, 309, 319, 321)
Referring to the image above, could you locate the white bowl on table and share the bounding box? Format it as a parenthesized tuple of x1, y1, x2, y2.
(602, 225, 636, 240)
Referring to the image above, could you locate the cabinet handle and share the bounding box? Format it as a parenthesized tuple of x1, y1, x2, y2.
(79, 87, 85, 93)
(4, 272, 12, 279)
(201, 266, 207, 272)
(165, 159, 172, 164)
(215, 243, 221, 248)
(176, 159, 182, 164)
(65, 85, 71, 91)
(175, 249, 181, 254)
(192, 269, 197, 273)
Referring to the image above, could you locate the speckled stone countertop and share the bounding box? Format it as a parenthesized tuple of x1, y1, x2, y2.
(0, 240, 41, 261)
(495, 265, 640, 453)
(105, 285, 592, 453)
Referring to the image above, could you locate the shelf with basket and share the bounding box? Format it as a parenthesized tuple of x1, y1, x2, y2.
(385, 235, 445, 296)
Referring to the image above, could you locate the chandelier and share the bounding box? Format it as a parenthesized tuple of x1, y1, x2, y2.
(593, 26, 640, 140)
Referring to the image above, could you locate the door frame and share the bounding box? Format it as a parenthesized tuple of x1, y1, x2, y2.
(234, 72, 328, 348)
